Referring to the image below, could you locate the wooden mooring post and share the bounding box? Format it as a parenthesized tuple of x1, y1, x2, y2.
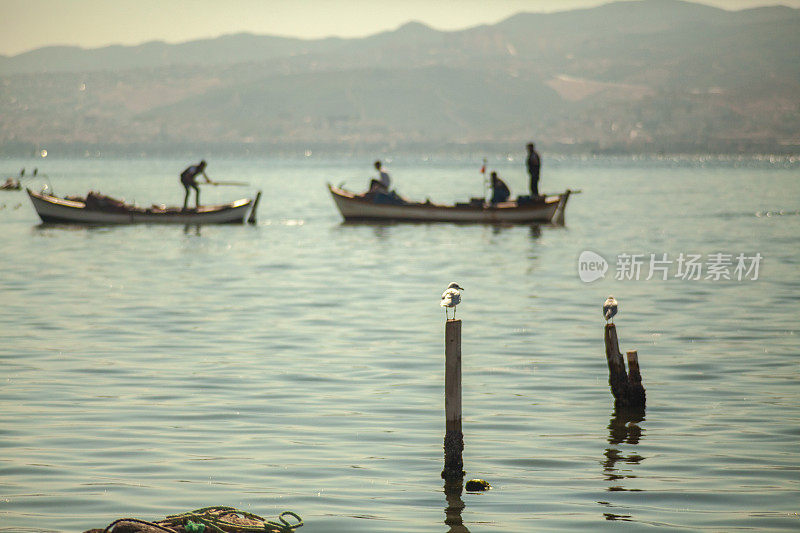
(604, 323, 646, 408)
(247, 190, 262, 225)
(442, 318, 465, 480)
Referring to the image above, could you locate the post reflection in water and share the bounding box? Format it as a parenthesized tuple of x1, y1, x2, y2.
(600, 406, 646, 521)
(443, 476, 471, 533)
(183, 224, 201, 236)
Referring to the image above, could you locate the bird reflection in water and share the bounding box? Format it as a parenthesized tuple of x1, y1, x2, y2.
(599, 406, 646, 521)
(443, 476, 471, 533)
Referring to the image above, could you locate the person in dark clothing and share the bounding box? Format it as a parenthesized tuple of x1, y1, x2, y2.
(180, 160, 212, 210)
(526, 142, 541, 197)
(490, 171, 510, 204)
(368, 160, 391, 194)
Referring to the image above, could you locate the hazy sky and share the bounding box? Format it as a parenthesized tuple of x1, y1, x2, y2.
(1, 0, 798, 56)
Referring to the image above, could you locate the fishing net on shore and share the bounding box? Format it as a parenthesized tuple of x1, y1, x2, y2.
(84, 506, 303, 533)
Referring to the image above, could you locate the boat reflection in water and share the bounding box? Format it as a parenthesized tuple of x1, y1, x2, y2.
(599, 406, 646, 521)
(336, 220, 546, 243)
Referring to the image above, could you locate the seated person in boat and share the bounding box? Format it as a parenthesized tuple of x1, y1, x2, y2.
(490, 171, 510, 204)
(181, 160, 212, 210)
(361, 160, 407, 204)
(367, 160, 391, 195)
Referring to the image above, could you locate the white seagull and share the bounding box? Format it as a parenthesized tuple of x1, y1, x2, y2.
(603, 296, 618, 324)
(441, 282, 464, 320)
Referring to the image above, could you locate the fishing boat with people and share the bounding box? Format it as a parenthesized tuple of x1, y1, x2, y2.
(328, 184, 572, 224)
(26, 188, 261, 225)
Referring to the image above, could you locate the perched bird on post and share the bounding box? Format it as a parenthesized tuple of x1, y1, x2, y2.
(603, 296, 618, 323)
(441, 282, 464, 320)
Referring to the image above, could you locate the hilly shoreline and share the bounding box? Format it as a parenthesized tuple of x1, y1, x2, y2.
(1, 0, 798, 156)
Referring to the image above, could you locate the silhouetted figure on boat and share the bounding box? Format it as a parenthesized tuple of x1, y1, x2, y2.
(368, 160, 391, 195)
(526, 142, 541, 197)
(181, 160, 212, 210)
(360, 160, 406, 205)
(489, 171, 510, 204)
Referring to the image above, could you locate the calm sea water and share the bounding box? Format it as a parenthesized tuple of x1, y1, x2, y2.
(1, 155, 799, 532)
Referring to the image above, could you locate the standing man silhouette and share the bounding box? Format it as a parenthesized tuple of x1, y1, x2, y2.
(526, 142, 541, 197)
(181, 160, 212, 210)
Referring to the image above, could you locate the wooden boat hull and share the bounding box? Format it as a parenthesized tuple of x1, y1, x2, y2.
(27, 189, 254, 224)
(328, 184, 570, 224)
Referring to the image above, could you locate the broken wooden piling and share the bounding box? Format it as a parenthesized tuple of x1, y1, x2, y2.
(247, 190, 262, 225)
(604, 324, 646, 408)
(442, 318, 464, 479)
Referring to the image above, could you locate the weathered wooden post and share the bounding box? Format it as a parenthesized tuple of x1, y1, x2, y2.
(552, 189, 572, 225)
(442, 318, 464, 480)
(604, 324, 645, 408)
(604, 324, 627, 397)
(626, 350, 645, 406)
(247, 191, 262, 225)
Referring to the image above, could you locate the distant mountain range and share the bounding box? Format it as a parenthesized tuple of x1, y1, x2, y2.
(1, 0, 798, 155)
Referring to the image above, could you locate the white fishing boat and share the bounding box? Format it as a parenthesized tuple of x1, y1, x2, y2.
(328, 184, 571, 224)
(27, 188, 260, 225)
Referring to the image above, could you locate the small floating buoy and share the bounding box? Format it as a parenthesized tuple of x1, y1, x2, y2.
(465, 479, 491, 492)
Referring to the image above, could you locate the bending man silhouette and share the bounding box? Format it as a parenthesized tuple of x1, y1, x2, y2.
(181, 160, 212, 210)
